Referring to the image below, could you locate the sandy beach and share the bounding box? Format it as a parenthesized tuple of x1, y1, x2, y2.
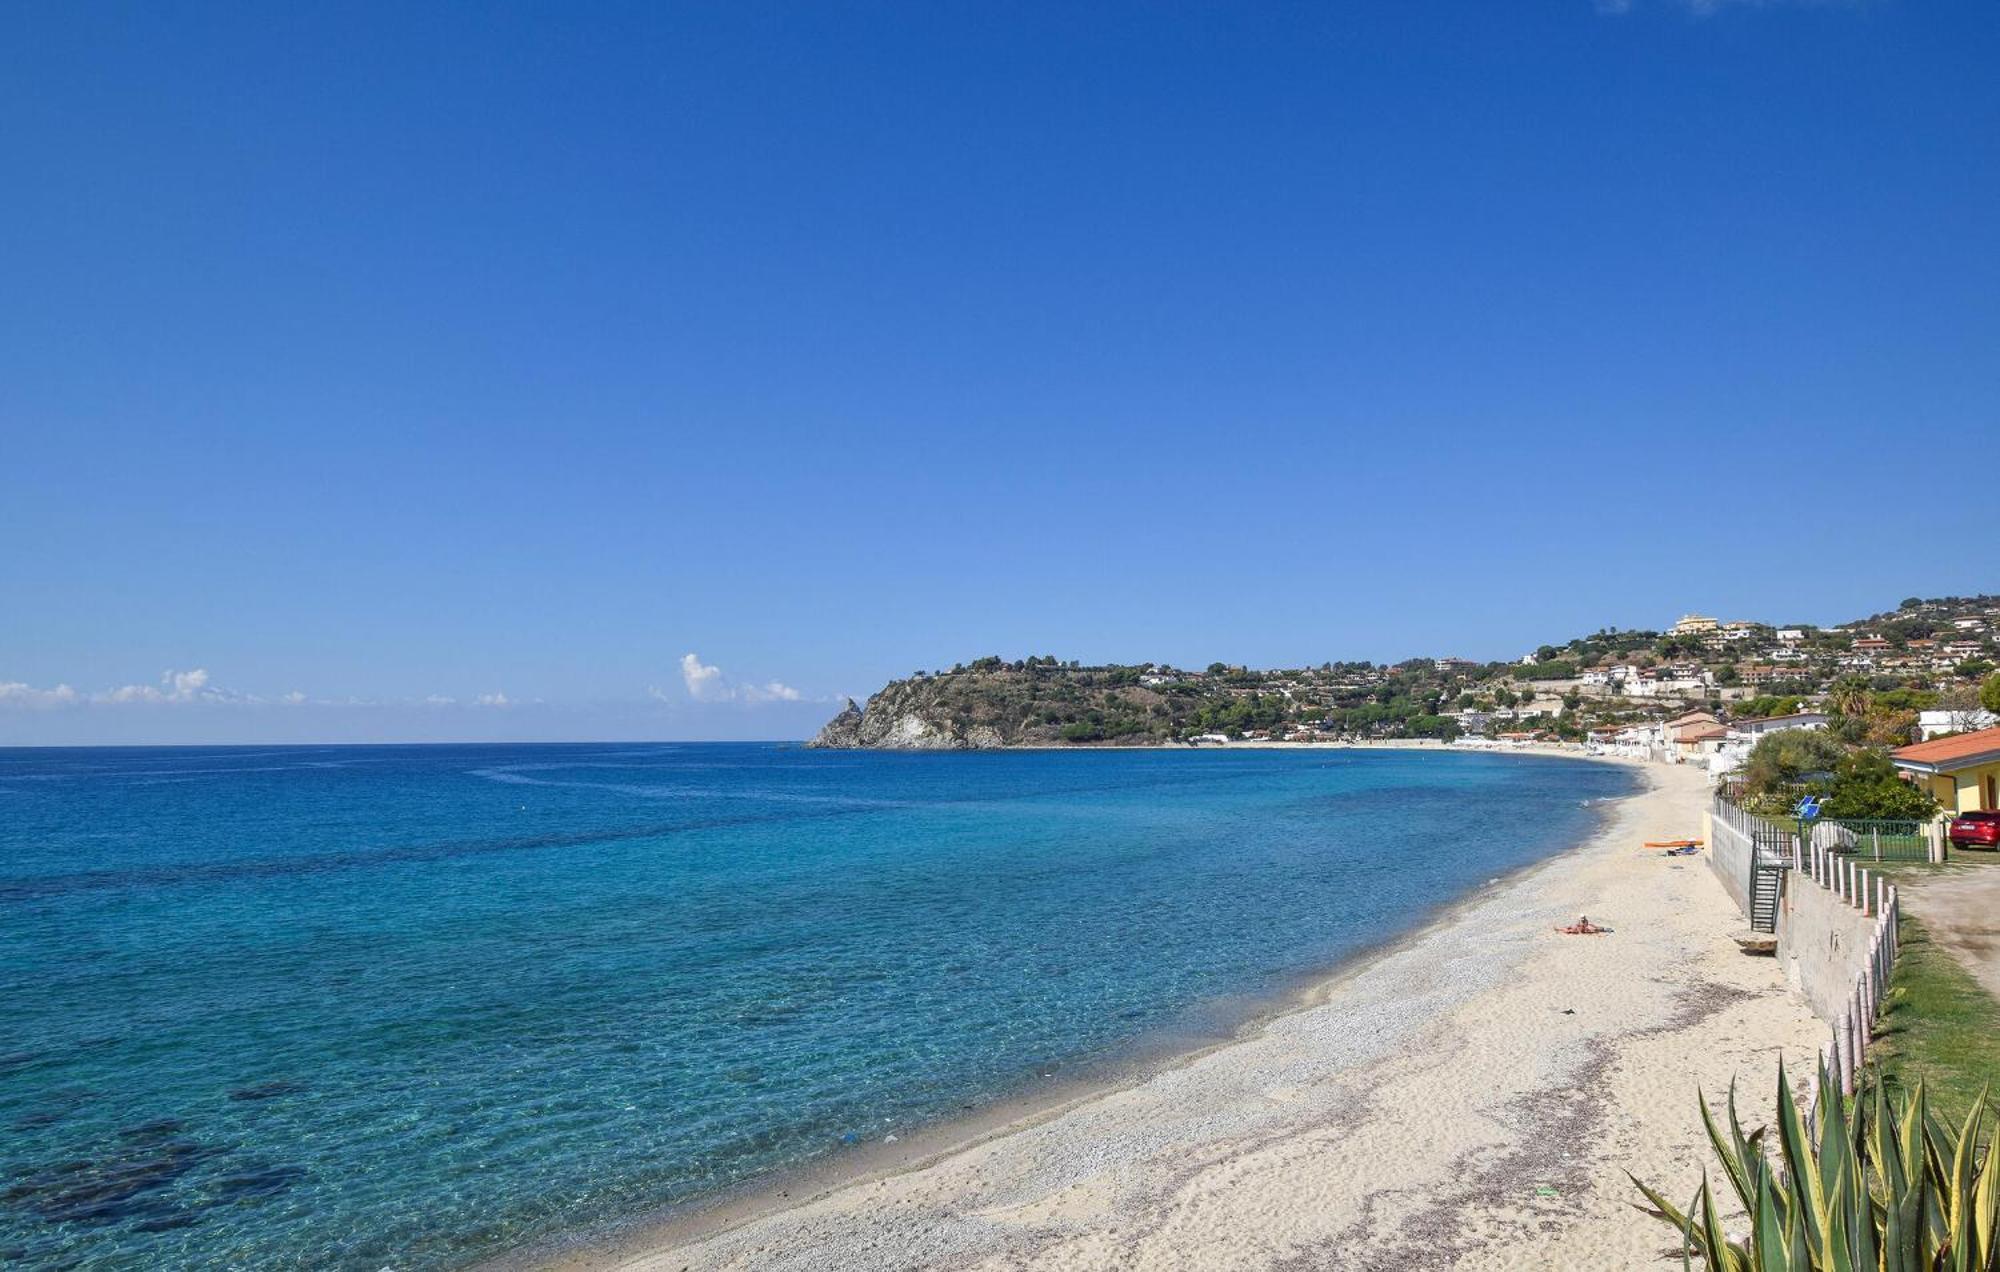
(540, 759, 1823, 1271)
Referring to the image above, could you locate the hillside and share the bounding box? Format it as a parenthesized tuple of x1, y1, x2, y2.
(808, 594, 2000, 750)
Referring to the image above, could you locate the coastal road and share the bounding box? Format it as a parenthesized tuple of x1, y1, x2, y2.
(1891, 859, 2000, 1004)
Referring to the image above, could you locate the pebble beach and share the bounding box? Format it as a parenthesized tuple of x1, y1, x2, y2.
(557, 760, 1823, 1271)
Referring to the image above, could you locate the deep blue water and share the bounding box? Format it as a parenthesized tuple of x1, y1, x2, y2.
(0, 743, 1633, 1269)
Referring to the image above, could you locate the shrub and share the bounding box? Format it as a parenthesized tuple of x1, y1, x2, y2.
(1632, 1063, 2000, 1270)
(1740, 730, 1848, 798)
(1821, 751, 1938, 820)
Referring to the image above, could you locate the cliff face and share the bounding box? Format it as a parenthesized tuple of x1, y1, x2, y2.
(805, 683, 1013, 750)
(804, 663, 1194, 749)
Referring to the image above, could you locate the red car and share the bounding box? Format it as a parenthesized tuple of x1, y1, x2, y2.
(1948, 811, 2000, 850)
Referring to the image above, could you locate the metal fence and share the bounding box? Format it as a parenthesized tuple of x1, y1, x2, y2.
(1806, 817, 1932, 864)
(1712, 794, 1790, 846)
(1711, 795, 1795, 932)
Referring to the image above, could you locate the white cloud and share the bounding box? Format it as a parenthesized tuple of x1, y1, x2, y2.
(673, 653, 804, 705)
(680, 653, 728, 701)
(0, 681, 80, 709)
(98, 668, 240, 705)
(423, 694, 458, 706)
(474, 692, 511, 707)
(0, 667, 274, 711)
(280, 690, 307, 706)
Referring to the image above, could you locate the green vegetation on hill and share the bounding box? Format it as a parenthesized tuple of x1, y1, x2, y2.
(812, 593, 2000, 748)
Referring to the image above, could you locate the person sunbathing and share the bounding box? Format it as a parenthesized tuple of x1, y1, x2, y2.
(1556, 916, 1608, 935)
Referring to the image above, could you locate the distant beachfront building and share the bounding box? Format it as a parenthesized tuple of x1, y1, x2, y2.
(1671, 614, 1719, 636)
(1447, 709, 1495, 736)
(1626, 665, 1713, 698)
(1700, 712, 1826, 778)
(1729, 712, 1829, 739)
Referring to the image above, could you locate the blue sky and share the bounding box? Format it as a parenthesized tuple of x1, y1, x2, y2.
(3, 0, 1995, 744)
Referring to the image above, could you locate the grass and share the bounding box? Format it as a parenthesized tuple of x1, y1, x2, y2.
(1872, 912, 2000, 1124)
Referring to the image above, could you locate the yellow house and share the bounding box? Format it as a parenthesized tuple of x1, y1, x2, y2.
(1891, 725, 2000, 813)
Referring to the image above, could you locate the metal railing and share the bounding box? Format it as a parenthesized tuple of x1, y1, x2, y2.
(1806, 817, 1933, 864)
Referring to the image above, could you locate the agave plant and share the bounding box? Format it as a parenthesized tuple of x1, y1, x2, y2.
(1630, 1061, 2000, 1270)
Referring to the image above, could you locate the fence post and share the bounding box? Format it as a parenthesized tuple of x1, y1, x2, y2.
(1853, 985, 1866, 1068)
(1856, 944, 1872, 1024)
(1838, 1012, 1853, 1096)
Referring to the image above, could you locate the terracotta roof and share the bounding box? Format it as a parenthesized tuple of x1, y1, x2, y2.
(1677, 723, 1731, 742)
(1891, 726, 2000, 772)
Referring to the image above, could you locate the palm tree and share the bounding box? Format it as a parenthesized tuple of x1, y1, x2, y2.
(1829, 675, 1872, 719)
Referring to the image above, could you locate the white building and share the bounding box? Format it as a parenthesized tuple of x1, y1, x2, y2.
(1730, 711, 1830, 738)
(1918, 708, 2000, 741)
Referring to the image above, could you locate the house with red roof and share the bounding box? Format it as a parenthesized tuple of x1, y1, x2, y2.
(1891, 726, 2000, 814)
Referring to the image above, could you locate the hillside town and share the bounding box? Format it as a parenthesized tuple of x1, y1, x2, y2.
(845, 593, 1998, 762)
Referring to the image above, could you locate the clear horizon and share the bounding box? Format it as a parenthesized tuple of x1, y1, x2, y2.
(5, 1, 1995, 746)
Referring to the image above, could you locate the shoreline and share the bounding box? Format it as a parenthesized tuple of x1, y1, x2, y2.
(520, 750, 1811, 1270)
(845, 738, 1642, 765)
(504, 755, 1635, 1272)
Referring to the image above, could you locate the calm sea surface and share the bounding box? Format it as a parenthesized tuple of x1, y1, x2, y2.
(0, 743, 1634, 1269)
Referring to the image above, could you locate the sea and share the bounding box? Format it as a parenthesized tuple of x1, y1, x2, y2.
(0, 743, 1635, 1269)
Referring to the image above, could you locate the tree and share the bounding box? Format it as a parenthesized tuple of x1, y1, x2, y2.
(1740, 729, 1847, 798)
(1862, 706, 1917, 747)
(1828, 676, 1873, 720)
(1820, 750, 1938, 820)
(1983, 671, 2000, 715)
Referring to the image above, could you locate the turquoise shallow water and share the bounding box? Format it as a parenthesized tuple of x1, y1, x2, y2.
(0, 743, 1634, 1269)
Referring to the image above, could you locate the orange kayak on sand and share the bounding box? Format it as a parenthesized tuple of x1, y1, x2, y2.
(1644, 839, 1704, 848)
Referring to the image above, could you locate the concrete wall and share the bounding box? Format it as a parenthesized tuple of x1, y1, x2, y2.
(1777, 870, 1879, 1024)
(1704, 806, 1754, 921)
